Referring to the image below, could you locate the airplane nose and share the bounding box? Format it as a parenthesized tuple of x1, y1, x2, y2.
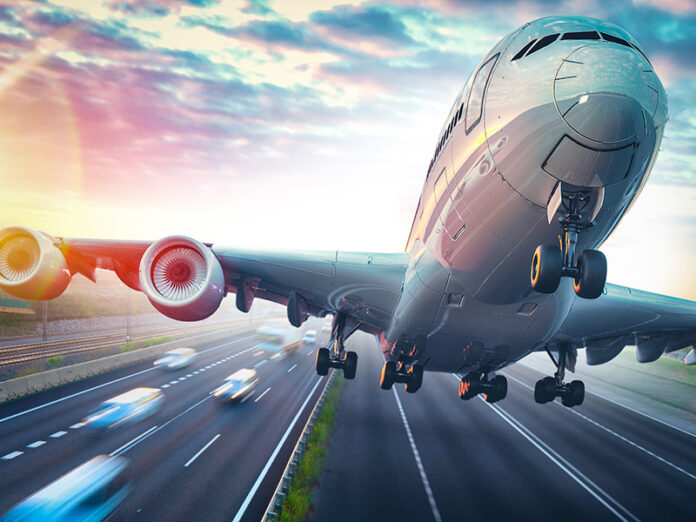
(553, 44, 660, 144)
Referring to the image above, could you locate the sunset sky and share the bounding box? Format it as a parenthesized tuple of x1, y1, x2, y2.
(0, 0, 695, 299)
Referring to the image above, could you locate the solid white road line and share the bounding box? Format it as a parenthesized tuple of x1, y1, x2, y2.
(49, 431, 67, 439)
(512, 365, 696, 439)
(27, 441, 46, 448)
(0, 335, 254, 425)
(254, 387, 271, 403)
(109, 426, 159, 457)
(254, 359, 267, 368)
(392, 388, 442, 522)
(2, 451, 23, 460)
(232, 377, 323, 522)
(287, 364, 297, 373)
(185, 434, 221, 468)
(503, 372, 696, 480)
(482, 399, 637, 522)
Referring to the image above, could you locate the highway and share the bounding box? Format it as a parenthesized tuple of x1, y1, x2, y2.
(314, 333, 695, 521)
(0, 325, 329, 520)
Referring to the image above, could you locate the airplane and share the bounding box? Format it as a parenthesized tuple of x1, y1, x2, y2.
(2, 15, 695, 409)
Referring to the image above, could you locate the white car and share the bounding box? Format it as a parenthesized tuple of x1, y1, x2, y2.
(302, 330, 317, 344)
(213, 369, 258, 403)
(153, 348, 197, 370)
(83, 388, 164, 430)
(321, 324, 331, 333)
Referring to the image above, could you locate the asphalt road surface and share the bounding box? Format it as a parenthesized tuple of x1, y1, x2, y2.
(314, 333, 695, 522)
(0, 325, 329, 521)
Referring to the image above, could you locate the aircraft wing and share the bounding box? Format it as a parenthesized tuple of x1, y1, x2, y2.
(0, 227, 408, 334)
(556, 283, 696, 365)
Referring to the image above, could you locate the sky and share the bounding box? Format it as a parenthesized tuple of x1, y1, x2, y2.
(0, 0, 695, 300)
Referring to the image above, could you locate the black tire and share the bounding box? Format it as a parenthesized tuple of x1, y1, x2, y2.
(531, 244, 563, 294)
(343, 351, 358, 380)
(315, 348, 330, 376)
(574, 250, 607, 299)
(485, 375, 507, 403)
(380, 361, 396, 390)
(458, 377, 479, 400)
(534, 376, 556, 404)
(405, 365, 423, 394)
(568, 380, 585, 406)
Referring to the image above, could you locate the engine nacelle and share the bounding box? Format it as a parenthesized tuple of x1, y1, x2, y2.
(139, 236, 224, 321)
(0, 227, 71, 300)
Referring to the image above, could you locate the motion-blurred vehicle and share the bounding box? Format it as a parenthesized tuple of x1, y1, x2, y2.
(153, 347, 197, 370)
(82, 388, 163, 430)
(321, 323, 331, 333)
(256, 324, 301, 357)
(302, 330, 317, 344)
(212, 369, 258, 403)
(2, 455, 130, 521)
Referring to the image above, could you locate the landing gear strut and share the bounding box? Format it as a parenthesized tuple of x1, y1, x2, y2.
(380, 361, 423, 393)
(534, 343, 584, 407)
(315, 312, 358, 379)
(458, 373, 507, 403)
(531, 192, 607, 299)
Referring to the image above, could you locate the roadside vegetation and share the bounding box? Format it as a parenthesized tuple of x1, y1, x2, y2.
(280, 374, 345, 522)
(120, 335, 172, 353)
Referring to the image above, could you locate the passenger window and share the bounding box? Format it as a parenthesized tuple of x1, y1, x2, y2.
(466, 54, 499, 134)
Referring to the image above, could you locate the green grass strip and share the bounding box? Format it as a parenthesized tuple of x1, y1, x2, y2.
(279, 373, 345, 522)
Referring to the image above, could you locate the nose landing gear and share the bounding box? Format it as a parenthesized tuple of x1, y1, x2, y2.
(534, 343, 585, 407)
(531, 192, 607, 299)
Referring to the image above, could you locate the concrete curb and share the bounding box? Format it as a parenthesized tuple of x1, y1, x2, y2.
(0, 321, 254, 403)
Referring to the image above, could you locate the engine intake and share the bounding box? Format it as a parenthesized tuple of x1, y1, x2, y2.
(139, 236, 224, 321)
(0, 227, 71, 300)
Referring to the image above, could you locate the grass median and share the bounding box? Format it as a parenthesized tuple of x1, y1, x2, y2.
(280, 373, 345, 522)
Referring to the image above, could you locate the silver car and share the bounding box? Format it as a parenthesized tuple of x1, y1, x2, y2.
(212, 369, 258, 403)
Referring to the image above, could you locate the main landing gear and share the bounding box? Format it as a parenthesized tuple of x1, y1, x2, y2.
(458, 373, 507, 403)
(534, 343, 584, 407)
(531, 192, 607, 299)
(379, 361, 423, 393)
(315, 313, 358, 379)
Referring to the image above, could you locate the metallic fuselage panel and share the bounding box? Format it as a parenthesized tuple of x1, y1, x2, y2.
(390, 16, 669, 372)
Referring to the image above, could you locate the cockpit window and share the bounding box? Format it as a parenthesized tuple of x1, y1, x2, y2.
(526, 33, 559, 56)
(600, 32, 630, 47)
(511, 39, 536, 61)
(562, 31, 600, 40)
(466, 54, 499, 134)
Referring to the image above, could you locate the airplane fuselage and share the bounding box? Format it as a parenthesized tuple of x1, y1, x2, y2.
(385, 16, 668, 374)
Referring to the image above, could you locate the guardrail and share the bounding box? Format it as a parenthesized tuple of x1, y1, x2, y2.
(263, 370, 337, 521)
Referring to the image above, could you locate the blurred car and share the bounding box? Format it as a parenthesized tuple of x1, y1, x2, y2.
(212, 369, 258, 403)
(2, 455, 130, 521)
(153, 348, 197, 370)
(321, 323, 331, 333)
(302, 330, 317, 344)
(256, 324, 301, 357)
(82, 388, 163, 430)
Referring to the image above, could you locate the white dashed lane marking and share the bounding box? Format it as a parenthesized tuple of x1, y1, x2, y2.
(50, 431, 67, 439)
(162, 384, 170, 389)
(254, 360, 267, 369)
(254, 387, 271, 402)
(288, 364, 297, 373)
(27, 441, 45, 449)
(169, 381, 178, 385)
(69, 423, 84, 429)
(2, 451, 23, 460)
